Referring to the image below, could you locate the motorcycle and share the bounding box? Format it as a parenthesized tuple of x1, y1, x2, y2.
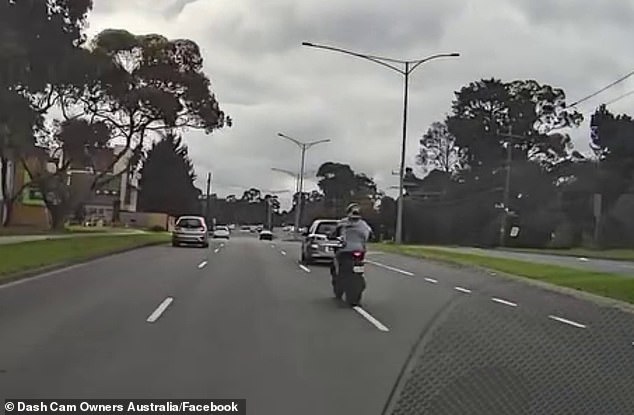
(330, 237, 366, 307)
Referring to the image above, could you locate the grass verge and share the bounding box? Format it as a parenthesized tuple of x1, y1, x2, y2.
(372, 244, 634, 305)
(504, 247, 634, 262)
(0, 233, 170, 282)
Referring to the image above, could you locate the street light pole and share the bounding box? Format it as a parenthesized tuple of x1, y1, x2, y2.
(277, 133, 330, 238)
(396, 62, 410, 245)
(302, 41, 459, 244)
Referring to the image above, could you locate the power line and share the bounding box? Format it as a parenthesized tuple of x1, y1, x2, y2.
(568, 69, 634, 108)
(604, 89, 634, 107)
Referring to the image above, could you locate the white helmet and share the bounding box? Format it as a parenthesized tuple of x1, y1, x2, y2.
(346, 203, 361, 219)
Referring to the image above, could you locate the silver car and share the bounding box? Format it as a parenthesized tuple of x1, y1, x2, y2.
(172, 216, 209, 248)
(301, 219, 340, 264)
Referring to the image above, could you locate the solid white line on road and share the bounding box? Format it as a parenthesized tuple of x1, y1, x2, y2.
(281, 250, 287, 256)
(492, 297, 518, 307)
(353, 306, 390, 332)
(366, 260, 414, 276)
(578, 257, 590, 262)
(424, 277, 438, 284)
(548, 315, 587, 329)
(0, 262, 87, 290)
(146, 297, 174, 323)
(299, 265, 311, 273)
(454, 286, 472, 294)
(198, 261, 208, 269)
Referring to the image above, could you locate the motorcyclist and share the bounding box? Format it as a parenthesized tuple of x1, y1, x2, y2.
(330, 203, 373, 303)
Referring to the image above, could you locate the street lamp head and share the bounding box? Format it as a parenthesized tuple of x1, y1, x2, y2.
(302, 41, 315, 47)
(449, 53, 460, 57)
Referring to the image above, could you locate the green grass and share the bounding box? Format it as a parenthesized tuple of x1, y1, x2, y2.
(0, 233, 170, 281)
(504, 247, 634, 261)
(371, 243, 634, 304)
(0, 225, 138, 236)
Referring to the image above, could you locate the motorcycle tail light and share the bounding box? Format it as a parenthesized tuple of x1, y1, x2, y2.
(352, 251, 365, 260)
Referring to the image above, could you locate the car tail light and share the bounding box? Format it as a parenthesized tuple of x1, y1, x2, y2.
(352, 251, 365, 260)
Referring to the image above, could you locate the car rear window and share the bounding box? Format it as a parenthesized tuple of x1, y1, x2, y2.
(177, 218, 204, 228)
(315, 222, 338, 235)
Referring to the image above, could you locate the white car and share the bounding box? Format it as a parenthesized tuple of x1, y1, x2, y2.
(172, 216, 209, 248)
(259, 230, 273, 241)
(212, 225, 230, 239)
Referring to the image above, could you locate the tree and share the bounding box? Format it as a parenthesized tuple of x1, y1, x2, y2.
(0, 0, 94, 226)
(316, 162, 378, 216)
(60, 29, 231, 192)
(137, 133, 200, 217)
(241, 188, 262, 204)
(417, 121, 463, 174)
(446, 78, 583, 170)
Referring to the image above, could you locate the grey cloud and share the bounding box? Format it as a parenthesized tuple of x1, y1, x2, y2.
(89, 0, 634, 204)
(162, 0, 202, 18)
(517, 0, 634, 31)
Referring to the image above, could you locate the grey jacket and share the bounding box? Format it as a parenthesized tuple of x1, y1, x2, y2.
(334, 217, 372, 252)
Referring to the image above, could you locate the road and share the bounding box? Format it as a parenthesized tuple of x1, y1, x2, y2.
(427, 246, 634, 276)
(1, 235, 633, 414)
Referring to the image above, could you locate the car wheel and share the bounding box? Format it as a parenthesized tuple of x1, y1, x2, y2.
(172, 241, 179, 247)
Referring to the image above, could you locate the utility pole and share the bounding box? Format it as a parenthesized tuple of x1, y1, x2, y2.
(302, 42, 459, 244)
(276, 133, 330, 238)
(499, 127, 514, 247)
(205, 172, 212, 225)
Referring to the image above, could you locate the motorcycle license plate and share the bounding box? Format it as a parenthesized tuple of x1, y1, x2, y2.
(353, 265, 365, 273)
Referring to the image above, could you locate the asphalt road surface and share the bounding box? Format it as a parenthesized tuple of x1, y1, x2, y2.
(427, 246, 634, 276)
(1, 234, 633, 414)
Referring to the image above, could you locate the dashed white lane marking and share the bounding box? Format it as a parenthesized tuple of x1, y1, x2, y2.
(578, 257, 590, 262)
(424, 277, 438, 284)
(549, 315, 587, 329)
(366, 260, 414, 276)
(492, 297, 518, 307)
(197, 261, 208, 269)
(281, 250, 287, 256)
(146, 297, 174, 323)
(353, 307, 390, 332)
(454, 286, 472, 294)
(299, 265, 311, 273)
(214, 248, 220, 253)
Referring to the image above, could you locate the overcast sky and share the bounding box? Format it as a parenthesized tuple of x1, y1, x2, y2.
(87, 0, 634, 210)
